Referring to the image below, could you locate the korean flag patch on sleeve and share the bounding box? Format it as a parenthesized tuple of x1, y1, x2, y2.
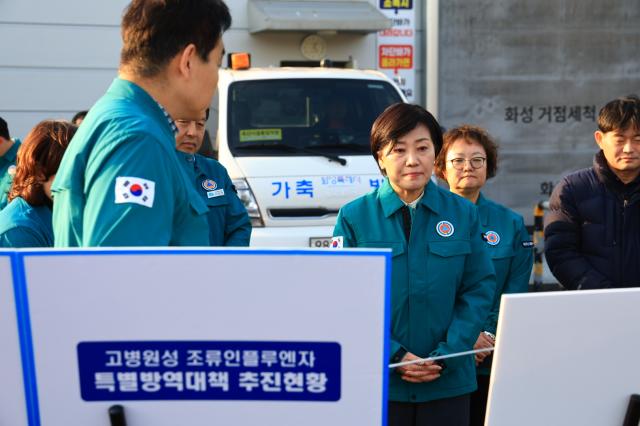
(115, 176, 156, 208)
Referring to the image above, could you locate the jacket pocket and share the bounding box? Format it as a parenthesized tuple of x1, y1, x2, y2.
(428, 240, 471, 257)
(489, 246, 515, 260)
(188, 191, 209, 216)
(426, 241, 470, 287)
(205, 193, 229, 208)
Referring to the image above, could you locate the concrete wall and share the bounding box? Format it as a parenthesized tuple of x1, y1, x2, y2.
(438, 0, 640, 222)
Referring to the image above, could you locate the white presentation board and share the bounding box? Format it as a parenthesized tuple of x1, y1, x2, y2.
(0, 251, 28, 426)
(487, 288, 640, 426)
(12, 248, 390, 426)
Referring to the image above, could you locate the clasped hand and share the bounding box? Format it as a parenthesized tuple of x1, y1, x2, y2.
(395, 352, 442, 383)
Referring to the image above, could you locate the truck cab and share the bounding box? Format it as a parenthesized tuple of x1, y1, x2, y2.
(214, 66, 406, 247)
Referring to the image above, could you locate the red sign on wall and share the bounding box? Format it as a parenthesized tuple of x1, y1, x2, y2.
(378, 45, 413, 71)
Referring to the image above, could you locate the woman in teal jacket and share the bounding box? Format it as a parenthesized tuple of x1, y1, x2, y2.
(333, 104, 496, 425)
(435, 125, 534, 426)
(0, 120, 76, 247)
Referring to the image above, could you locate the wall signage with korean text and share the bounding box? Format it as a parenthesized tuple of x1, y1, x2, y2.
(504, 105, 597, 124)
(377, 0, 416, 101)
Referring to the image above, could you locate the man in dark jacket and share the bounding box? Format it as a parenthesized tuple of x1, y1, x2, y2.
(545, 95, 640, 290)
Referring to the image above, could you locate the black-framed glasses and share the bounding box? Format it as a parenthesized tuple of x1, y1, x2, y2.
(449, 157, 486, 170)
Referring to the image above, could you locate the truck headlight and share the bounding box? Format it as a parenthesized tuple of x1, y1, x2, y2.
(232, 178, 264, 227)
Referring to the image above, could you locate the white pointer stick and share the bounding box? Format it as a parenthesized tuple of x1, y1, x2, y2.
(388, 347, 494, 369)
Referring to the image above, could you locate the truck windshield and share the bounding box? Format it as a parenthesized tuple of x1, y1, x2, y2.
(227, 78, 403, 156)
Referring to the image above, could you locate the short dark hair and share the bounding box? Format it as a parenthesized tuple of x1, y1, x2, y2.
(0, 116, 9, 140)
(598, 94, 640, 133)
(120, 0, 232, 78)
(9, 120, 77, 207)
(71, 110, 88, 125)
(435, 125, 499, 180)
(370, 103, 443, 175)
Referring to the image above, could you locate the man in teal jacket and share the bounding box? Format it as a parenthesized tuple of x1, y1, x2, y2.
(51, 0, 232, 246)
(175, 111, 251, 246)
(0, 116, 20, 210)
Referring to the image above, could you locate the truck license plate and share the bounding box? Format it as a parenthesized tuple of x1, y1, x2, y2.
(309, 237, 332, 248)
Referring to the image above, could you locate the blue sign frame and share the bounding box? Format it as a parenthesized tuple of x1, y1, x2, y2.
(8, 251, 40, 426)
(8, 248, 392, 426)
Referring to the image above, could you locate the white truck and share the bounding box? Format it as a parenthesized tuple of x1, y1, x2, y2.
(214, 65, 407, 247)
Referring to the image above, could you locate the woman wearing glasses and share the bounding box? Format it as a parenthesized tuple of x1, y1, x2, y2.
(333, 104, 496, 426)
(435, 125, 533, 426)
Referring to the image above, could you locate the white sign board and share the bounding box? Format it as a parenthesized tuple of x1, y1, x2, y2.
(487, 289, 640, 426)
(13, 248, 390, 426)
(377, 0, 416, 101)
(0, 252, 28, 426)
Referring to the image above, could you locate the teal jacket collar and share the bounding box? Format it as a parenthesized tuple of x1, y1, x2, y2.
(378, 178, 441, 218)
(4, 196, 52, 237)
(178, 151, 197, 163)
(178, 152, 211, 180)
(106, 78, 176, 148)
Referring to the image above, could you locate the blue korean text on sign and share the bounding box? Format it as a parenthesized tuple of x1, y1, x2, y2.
(295, 180, 314, 198)
(320, 176, 361, 186)
(271, 181, 291, 199)
(77, 341, 341, 401)
(369, 178, 384, 188)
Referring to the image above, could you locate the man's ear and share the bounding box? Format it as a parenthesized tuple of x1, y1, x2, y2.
(177, 43, 197, 78)
(594, 130, 604, 150)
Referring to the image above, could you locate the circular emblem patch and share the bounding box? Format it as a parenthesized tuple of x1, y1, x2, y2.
(436, 221, 454, 238)
(484, 231, 500, 246)
(7, 165, 16, 177)
(129, 184, 143, 197)
(202, 179, 217, 191)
